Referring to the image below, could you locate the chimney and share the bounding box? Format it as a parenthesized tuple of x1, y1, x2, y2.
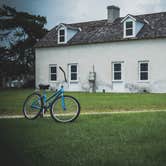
(107, 5, 120, 23)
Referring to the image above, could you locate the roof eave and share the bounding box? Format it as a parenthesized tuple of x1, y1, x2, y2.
(34, 36, 166, 49)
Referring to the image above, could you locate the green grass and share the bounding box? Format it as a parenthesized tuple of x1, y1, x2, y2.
(0, 112, 166, 166)
(75, 92, 166, 111)
(1, 89, 166, 115)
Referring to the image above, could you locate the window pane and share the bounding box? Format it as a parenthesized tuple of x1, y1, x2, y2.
(141, 63, 148, 71)
(71, 65, 77, 72)
(126, 22, 133, 28)
(114, 72, 121, 80)
(114, 64, 121, 71)
(60, 36, 65, 42)
(51, 74, 57, 81)
(60, 29, 65, 35)
(71, 73, 77, 80)
(51, 66, 56, 73)
(141, 72, 148, 80)
(126, 29, 133, 36)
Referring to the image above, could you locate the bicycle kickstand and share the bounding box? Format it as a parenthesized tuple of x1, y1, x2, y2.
(40, 108, 45, 118)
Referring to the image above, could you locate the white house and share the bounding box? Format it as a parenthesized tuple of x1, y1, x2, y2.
(35, 6, 166, 93)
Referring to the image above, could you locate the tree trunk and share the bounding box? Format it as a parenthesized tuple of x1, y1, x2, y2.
(2, 76, 6, 88)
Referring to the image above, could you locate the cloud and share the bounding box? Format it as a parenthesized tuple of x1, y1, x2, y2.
(138, 0, 166, 13)
(1, 0, 166, 29)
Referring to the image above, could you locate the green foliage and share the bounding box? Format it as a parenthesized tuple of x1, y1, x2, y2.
(1, 5, 47, 40)
(0, 5, 48, 87)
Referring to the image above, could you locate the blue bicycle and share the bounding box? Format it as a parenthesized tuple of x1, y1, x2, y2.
(23, 67, 80, 123)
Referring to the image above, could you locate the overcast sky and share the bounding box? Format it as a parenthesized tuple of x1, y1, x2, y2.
(1, 0, 166, 30)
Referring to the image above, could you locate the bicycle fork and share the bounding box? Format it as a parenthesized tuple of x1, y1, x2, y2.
(61, 92, 66, 111)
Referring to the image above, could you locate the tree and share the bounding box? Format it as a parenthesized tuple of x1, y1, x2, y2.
(0, 5, 48, 88)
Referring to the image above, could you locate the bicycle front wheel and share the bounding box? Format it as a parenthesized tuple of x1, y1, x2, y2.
(23, 92, 43, 120)
(51, 95, 80, 123)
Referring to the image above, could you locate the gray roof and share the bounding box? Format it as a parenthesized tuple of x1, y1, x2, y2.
(35, 12, 166, 48)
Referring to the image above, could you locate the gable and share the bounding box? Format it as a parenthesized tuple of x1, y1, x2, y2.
(56, 23, 80, 44)
(121, 14, 136, 22)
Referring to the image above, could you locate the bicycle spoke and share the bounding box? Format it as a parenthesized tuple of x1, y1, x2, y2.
(23, 93, 42, 120)
(51, 95, 80, 123)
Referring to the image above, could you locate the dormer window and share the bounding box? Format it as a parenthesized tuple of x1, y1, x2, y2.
(126, 21, 133, 36)
(121, 14, 144, 39)
(58, 28, 66, 44)
(59, 29, 65, 42)
(57, 23, 81, 44)
(124, 21, 135, 38)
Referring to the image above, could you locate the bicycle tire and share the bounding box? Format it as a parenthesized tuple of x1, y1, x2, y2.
(50, 95, 80, 123)
(23, 92, 43, 120)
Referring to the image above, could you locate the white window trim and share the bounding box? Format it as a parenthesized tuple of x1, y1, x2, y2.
(49, 64, 57, 82)
(124, 20, 136, 38)
(112, 62, 124, 82)
(58, 27, 67, 44)
(138, 61, 149, 82)
(68, 63, 78, 83)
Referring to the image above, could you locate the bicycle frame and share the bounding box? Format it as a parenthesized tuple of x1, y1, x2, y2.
(31, 66, 68, 115)
(31, 88, 64, 114)
(42, 86, 65, 112)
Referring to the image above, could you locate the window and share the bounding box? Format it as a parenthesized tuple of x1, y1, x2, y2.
(58, 28, 66, 43)
(112, 63, 122, 81)
(49, 65, 57, 81)
(139, 62, 149, 81)
(124, 21, 134, 38)
(126, 21, 133, 36)
(69, 64, 78, 82)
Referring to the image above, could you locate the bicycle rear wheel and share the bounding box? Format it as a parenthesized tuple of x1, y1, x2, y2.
(23, 92, 43, 120)
(51, 95, 80, 123)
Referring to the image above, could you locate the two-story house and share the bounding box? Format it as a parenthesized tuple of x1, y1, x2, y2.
(35, 6, 166, 93)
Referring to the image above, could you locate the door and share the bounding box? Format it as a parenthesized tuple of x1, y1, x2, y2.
(68, 64, 79, 91)
(112, 62, 125, 92)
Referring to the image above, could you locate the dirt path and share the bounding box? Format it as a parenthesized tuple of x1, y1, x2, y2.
(0, 109, 166, 119)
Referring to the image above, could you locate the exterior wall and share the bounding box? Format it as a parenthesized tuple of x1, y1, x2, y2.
(36, 38, 166, 93)
(135, 21, 144, 35)
(67, 29, 78, 41)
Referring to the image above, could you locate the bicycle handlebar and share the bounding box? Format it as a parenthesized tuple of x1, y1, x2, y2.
(59, 66, 67, 82)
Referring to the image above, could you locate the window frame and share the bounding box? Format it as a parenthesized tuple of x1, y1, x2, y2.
(49, 64, 57, 82)
(112, 62, 123, 82)
(138, 61, 149, 81)
(68, 64, 78, 82)
(124, 20, 135, 38)
(58, 27, 67, 44)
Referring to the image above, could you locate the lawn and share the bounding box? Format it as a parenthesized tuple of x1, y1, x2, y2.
(0, 89, 166, 115)
(0, 112, 166, 166)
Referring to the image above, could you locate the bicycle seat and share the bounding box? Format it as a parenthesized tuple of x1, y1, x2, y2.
(39, 84, 50, 90)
